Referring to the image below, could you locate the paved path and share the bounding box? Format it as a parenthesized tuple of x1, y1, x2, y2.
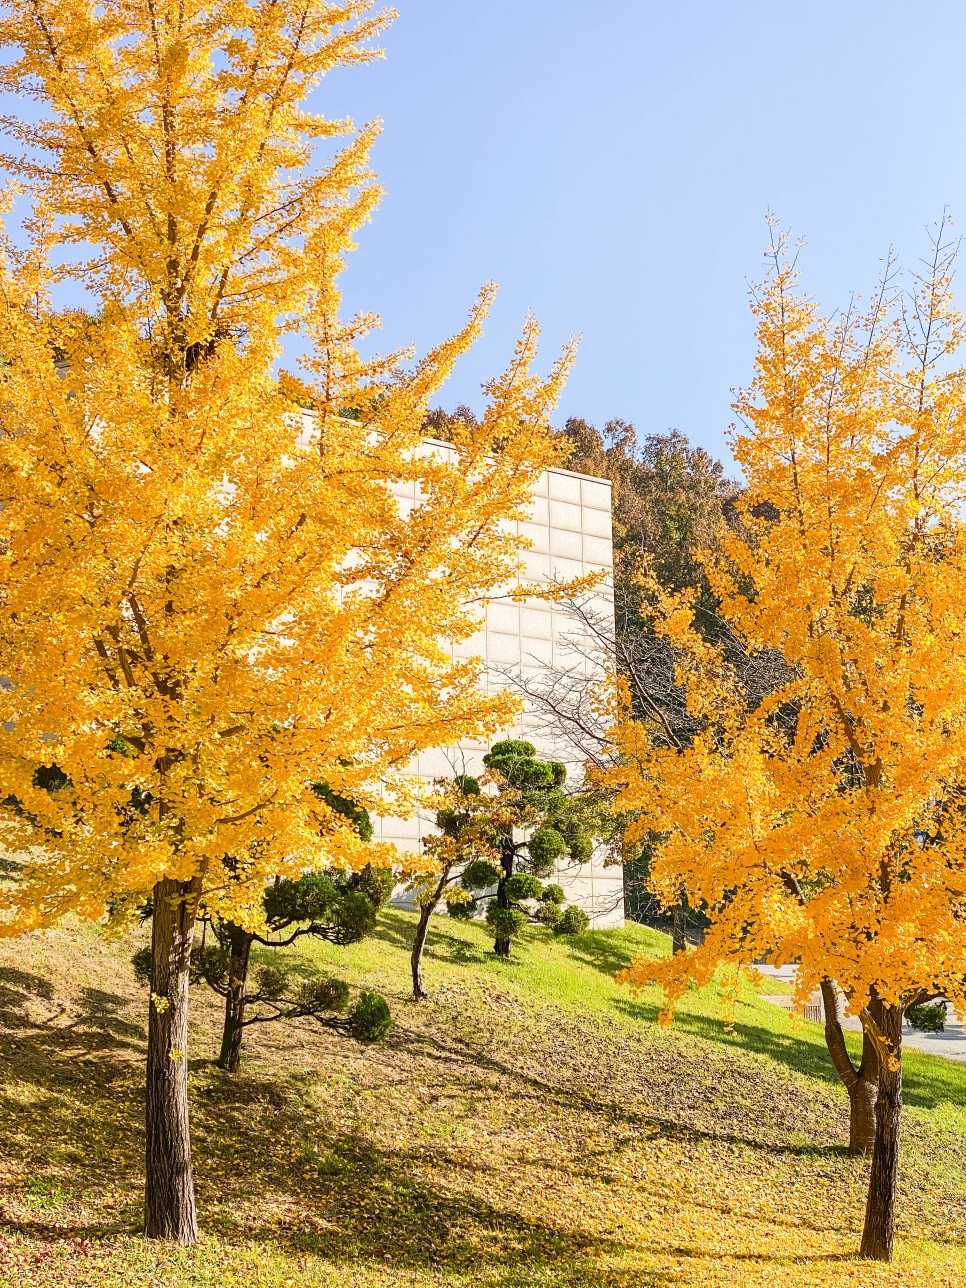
(751, 963, 966, 1063)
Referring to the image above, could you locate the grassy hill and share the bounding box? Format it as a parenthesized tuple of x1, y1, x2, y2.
(0, 910, 963, 1287)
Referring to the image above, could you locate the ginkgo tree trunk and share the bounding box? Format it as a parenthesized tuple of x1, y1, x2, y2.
(606, 220, 966, 1264)
(0, 0, 577, 1246)
(820, 980, 880, 1157)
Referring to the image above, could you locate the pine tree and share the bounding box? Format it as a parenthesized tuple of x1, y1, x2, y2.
(406, 740, 594, 998)
(133, 863, 393, 1070)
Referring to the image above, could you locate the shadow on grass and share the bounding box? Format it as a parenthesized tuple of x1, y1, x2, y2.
(374, 908, 642, 977)
(1, 918, 961, 1283)
(557, 928, 664, 982)
(389, 992, 840, 1159)
(0, 966, 55, 1003)
(369, 912, 966, 1123)
(0, 972, 147, 1236)
(193, 1021, 860, 1258)
(0, 964, 145, 1052)
(0, 946, 853, 1277)
(0, 933, 630, 1280)
(612, 996, 966, 1115)
(371, 908, 498, 970)
(0, 1003, 636, 1282)
(199, 1103, 630, 1273)
(665, 1245, 856, 1265)
(369, 908, 418, 954)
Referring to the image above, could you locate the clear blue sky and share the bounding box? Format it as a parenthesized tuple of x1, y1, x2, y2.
(321, 0, 966, 469)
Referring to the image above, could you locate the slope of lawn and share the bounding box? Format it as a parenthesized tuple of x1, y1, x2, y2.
(0, 909, 963, 1287)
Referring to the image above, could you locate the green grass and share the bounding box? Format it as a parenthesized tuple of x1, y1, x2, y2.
(0, 909, 963, 1287)
(314, 910, 966, 1126)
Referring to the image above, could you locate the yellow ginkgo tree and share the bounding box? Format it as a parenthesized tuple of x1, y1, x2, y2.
(607, 223, 966, 1263)
(0, 0, 574, 1244)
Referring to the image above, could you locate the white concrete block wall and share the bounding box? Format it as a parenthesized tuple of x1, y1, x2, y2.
(374, 446, 624, 929)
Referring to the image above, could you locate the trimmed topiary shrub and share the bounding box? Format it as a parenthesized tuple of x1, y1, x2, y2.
(485, 904, 529, 939)
(528, 826, 567, 875)
(907, 1001, 946, 1032)
(406, 738, 603, 993)
(297, 975, 350, 1014)
(445, 895, 475, 920)
(504, 872, 544, 903)
(348, 989, 392, 1042)
(462, 859, 502, 891)
(533, 900, 562, 927)
(553, 906, 590, 936)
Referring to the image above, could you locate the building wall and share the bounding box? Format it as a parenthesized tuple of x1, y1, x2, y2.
(375, 446, 624, 928)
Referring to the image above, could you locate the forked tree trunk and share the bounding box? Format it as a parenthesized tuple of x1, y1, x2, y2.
(819, 979, 880, 1155)
(860, 998, 903, 1262)
(411, 904, 434, 1000)
(217, 927, 253, 1073)
(848, 1061, 879, 1157)
(145, 875, 201, 1244)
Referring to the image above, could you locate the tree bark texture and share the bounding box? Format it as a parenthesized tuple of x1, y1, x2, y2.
(848, 1064, 879, 1157)
(493, 835, 515, 959)
(145, 875, 201, 1244)
(217, 926, 253, 1073)
(671, 902, 687, 955)
(411, 904, 433, 1000)
(819, 979, 880, 1156)
(860, 998, 903, 1262)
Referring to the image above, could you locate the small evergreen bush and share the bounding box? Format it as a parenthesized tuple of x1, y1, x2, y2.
(906, 1001, 946, 1032)
(504, 872, 544, 903)
(349, 989, 392, 1042)
(486, 905, 528, 939)
(553, 906, 590, 936)
(297, 975, 350, 1014)
(461, 859, 502, 891)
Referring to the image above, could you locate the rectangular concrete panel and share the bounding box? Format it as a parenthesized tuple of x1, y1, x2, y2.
(376, 448, 624, 930)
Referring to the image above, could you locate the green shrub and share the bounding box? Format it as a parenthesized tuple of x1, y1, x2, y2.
(528, 826, 567, 875)
(486, 739, 536, 759)
(192, 943, 230, 990)
(348, 990, 392, 1042)
(504, 872, 544, 903)
(310, 781, 373, 841)
(435, 807, 464, 836)
(485, 905, 528, 939)
(261, 866, 389, 945)
(297, 974, 350, 1014)
(445, 898, 475, 920)
(484, 740, 559, 790)
(568, 832, 593, 864)
(553, 906, 590, 936)
(533, 901, 562, 927)
(907, 1001, 946, 1032)
(541, 883, 565, 905)
(254, 962, 290, 1000)
(462, 858, 502, 890)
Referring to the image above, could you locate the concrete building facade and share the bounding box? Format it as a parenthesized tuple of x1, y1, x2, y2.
(375, 445, 624, 929)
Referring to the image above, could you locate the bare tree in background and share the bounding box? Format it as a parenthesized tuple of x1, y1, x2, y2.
(505, 578, 795, 947)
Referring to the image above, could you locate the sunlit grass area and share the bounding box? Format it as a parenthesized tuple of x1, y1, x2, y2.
(0, 910, 963, 1286)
